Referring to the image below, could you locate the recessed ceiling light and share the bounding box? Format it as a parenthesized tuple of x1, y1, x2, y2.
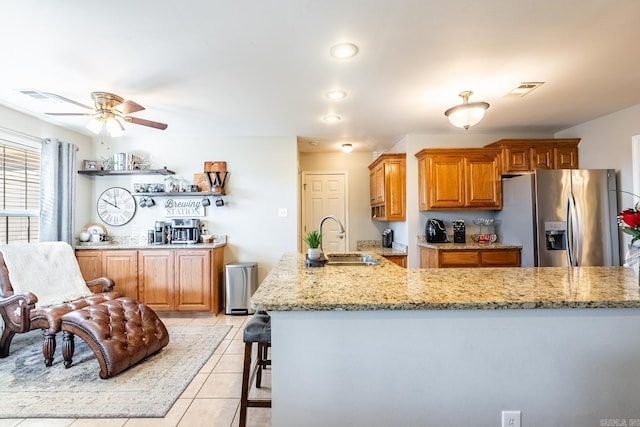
(323, 115, 341, 123)
(507, 82, 545, 97)
(329, 43, 359, 59)
(341, 143, 353, 153)
(326, 90, 347, 100)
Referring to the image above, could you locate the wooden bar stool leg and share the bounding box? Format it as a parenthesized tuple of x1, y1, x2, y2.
(239, 341, 253, 427)
(256, 342, 264, 388)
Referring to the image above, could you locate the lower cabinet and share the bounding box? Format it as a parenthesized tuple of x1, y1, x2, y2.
(76, 247, 225, 314)
(419, 246, 521, 268)
(76, 250, 138, 299)
(382, 254, 407, 268)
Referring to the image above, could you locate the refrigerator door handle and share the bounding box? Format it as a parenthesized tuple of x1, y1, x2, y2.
(566, 195, 575, 266)
(572, 194, 583, 266)
(566, 193, 582, 266)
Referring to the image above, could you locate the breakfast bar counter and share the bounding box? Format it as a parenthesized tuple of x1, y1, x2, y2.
(251, 252, 640, 311)
(251, 253, 640, 427)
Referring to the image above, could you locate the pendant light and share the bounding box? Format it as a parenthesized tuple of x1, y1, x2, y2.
(444, 90, 490, 130)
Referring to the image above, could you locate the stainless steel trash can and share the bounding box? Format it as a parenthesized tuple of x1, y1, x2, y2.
(224, 262, 258, 315)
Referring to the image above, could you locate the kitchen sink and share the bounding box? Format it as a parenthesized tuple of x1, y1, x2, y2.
(325, 252, 380, 266)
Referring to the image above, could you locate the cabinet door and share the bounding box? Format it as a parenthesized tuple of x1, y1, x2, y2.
(479, 249, 521, 267)
(503, 145, 530, 173)
(419, 246, 438, 268)
(369, 170, 376, 204)
(554, 145, 578, 169)
(76, 250, 102, 281)
(175, 250, 211, 311)
(417, 156, 429, 211)
(428, 155, 465, 209)
(374, 164, 385, 204)
(138, 250, 175, 311)
(102, 250, 138, 299)
(385, 159, 406, 220)
(465, 155, 501, 209)
(439, 251, 480, 267)
(530, 145, 554, 170)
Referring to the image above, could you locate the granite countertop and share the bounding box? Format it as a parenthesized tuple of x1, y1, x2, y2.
(356, 240, 407, 256)
(250, 252, 640, 312)
(75, 235, 227, 250)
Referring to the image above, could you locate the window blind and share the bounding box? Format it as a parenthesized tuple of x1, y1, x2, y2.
(0, 140, 41, 243)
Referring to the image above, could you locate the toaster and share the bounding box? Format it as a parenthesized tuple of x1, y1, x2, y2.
(426, 219, 448, 243)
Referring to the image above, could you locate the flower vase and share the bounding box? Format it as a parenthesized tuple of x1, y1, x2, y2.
(307, 248, 322, 261)
(624, 242, 640, 286)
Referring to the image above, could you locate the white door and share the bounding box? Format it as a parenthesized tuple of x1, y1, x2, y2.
(302, 172, 347, 252)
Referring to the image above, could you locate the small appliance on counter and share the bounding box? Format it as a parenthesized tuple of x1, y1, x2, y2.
(382, 229, 393, 248)
(171, 218, 200, 244)
(452, 219, 466, 243)
(151, 221, 170, 245)
(426, 218, 448, 243)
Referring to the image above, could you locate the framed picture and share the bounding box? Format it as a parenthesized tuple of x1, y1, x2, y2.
(83, 160, 98, 170)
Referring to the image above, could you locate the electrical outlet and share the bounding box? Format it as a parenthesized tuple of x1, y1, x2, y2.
(501, 410, 521, 427)
(278, 208, 288, 217)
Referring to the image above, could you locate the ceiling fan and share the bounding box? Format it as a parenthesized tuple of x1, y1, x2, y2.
(43, 91, 168, 137)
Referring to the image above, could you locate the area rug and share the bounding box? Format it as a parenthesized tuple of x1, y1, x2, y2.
(0, 324, 232, 418)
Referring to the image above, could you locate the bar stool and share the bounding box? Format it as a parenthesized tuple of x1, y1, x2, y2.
(239, 312, 271, 427)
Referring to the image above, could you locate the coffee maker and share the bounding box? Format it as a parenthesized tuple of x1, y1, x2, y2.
(152, 220, 170, 245)
(171, 218, 200, 244)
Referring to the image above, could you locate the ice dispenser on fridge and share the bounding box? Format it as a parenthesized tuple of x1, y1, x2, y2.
(545, 221, 566, 250)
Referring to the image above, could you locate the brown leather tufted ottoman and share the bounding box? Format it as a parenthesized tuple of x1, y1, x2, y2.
(60, 297, 170, 379)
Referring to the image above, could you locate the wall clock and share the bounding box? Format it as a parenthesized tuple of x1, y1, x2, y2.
(97, 187, 136, 226)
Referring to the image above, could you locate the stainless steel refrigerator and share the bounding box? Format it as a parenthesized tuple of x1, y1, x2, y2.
(496, 169, 619, 267)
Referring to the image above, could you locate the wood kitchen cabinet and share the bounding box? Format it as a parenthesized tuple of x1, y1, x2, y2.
(138, 249, 175, 311)
(76, 249, 138, 299)
(484, 138, 580, 175)
(415, 148, 502, 210)
(139, 248, 219, 312)
(368, 153, 406, 221)
(77, 246, 225, 314)
(419, 246, 521, 268)
(382, 254, 407, 268)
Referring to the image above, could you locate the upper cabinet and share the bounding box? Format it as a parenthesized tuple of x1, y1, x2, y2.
(415, 148, 502, 211)
(484, 138, 580, 175)
(368, 153, 406, 221)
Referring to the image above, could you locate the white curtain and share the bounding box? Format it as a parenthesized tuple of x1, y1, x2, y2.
(39, 138, 77, 245)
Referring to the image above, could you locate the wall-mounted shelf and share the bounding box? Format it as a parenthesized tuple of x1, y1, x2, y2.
(78, 168, 175, 176)
(132, 192, 224, 197)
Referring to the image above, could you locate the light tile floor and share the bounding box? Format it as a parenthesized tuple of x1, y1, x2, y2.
(0, 314, 271, 427)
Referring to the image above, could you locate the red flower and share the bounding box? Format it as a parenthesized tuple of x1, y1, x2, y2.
(620, 209, 640, 227)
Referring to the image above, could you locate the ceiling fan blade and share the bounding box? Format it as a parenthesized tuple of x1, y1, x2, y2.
(117, 100, 145, 115)
(44, 112, 93, 116)
(124, 116, 168, 130)
(42, 92, 93, 110)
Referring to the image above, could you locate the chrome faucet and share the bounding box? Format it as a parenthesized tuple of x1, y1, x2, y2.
(318, 215, 346, 255)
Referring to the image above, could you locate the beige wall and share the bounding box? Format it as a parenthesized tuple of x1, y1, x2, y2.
(0, 104, 298, 282)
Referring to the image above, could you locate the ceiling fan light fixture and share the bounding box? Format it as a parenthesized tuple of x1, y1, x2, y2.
(444, 90, 490, 130)
(86, 117, 104, 134)
(341, 143, 353, 153)
(105, 117, 125, 137)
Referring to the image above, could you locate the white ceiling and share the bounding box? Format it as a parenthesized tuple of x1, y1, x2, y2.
(1, 1, 639, 153)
